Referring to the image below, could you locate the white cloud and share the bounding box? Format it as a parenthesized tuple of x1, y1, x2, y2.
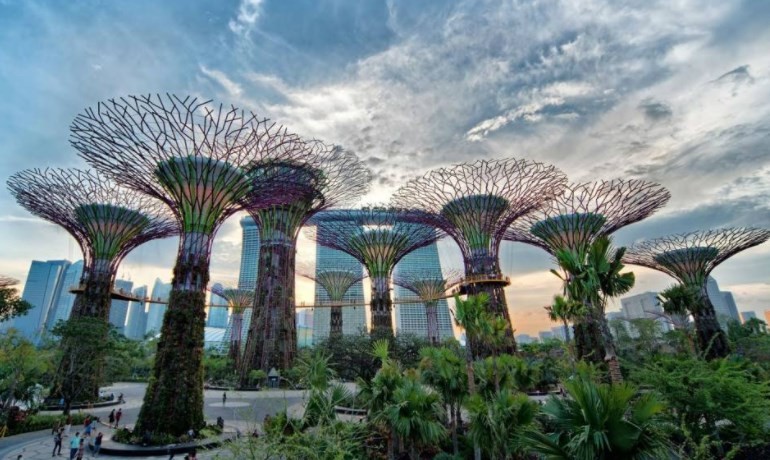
(228, 0, 264, 36)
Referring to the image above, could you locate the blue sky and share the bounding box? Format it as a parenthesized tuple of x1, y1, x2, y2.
(1, 0, 769, 334)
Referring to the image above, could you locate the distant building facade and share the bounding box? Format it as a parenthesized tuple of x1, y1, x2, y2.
(108, 279, 133, 333)
(124, 285, 148, 340)
(11, 259, 70, 343)
(145, 278, 171, 335)
(47, 260, 84, 328)
(619, 291, 672, 336)
(741, 311, 758, 323)
(706, 277, 741, 329)
(393, 242, 453, 340)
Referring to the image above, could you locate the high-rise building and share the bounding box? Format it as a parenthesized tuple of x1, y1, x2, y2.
(237, 217, 261, 290)
(109, 279, 134, 333)
(722, 292, 740, 324)
(312, 219, 367, 342)
(550, 325, 568, 341)
(515, 334, 535, 345)
(11, 260, 70, 342)
(207, 282, 229, 328)
(145, 278, 171, 335)
(538, 330, 554, 341)
(706, 277, 741, 329)
(392, 242, 454, 340)
(741, 311, 758, 323)
(125, 285, 148, 340)
(619, 291, 672, 336)
(47, 260, 84, 328)
(297, 308, 313, 328)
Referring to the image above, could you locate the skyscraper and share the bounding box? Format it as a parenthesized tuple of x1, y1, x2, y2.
(125, 285, 148, 340)
(392, 243, 453, 340)
(722, 292, 740, 324)
(12, 259, 70, 342)
(237, 217, 261, 290)
(706, 277, 740, 329)
(741, 311, 758, 323)
(145, 278, 171, 335)
(312, 220, 367, 342)
(619, 291, 672, 335)
(109, 279, 134, 334)
(47, 260, 84, 328)
(207, 282, 229, 328)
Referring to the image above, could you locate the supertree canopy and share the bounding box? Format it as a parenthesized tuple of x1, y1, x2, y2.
(393, 269, 462, 345)
(391, 158, 568, 353)
(504, 179, 670, 365)
(210, 286, 253, 369)
(306, 207, 443, 336)
(624, 228, 770, 359)
(301, 268, 367, 338)
(239, 141, 370, 377)
(7, 168, 176, 405)
(70, 94, 304, 436)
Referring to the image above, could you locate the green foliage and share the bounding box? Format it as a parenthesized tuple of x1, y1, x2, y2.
(632, 356, 770, 446)
(6, 412, 93, 436)
(385, 377, 446, 459)
(103, 332, 156, 382)
(473, 354, 538, 396)
(203, 351, 236, 386)
(0, 329, 54, 411)
(466, 390, 537, 459)
(248, 369, 267, 386)
(521, 377, 671, 460)
(658, 284, 699, 316)
(0, 284, 32, 322)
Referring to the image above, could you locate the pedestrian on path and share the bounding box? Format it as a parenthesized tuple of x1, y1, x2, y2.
(83, 420, 93, 439)
(108, 409, 115, 426)
(76, 438, 85, 460)
(222, 391, 227, 406)
(64, 415, 72, 438)
(93, 432, 103, 457)
(69, 432, 81, 460)
(114, 408, 122, 428)
(53, 428, 63, 456)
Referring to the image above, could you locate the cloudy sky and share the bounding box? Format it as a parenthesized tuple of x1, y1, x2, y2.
(1, 0, 769, 335)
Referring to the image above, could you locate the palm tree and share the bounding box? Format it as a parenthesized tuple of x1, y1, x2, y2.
(294, 351, 353, 427)
(553, 236, 634, 383)
(385, 376, 447, 459)
(419, 346, 467, 456)
(466, 390, 538, 460)
(658, 284, 701, 356)
(520, 377, 672, 460)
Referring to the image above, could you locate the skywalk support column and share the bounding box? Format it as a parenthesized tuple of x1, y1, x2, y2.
(392, 159, 568, 356)
(71, 94, 301, 436)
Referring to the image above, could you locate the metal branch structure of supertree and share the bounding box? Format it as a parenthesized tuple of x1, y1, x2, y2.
(239, 142, 371, 377)
(301, 268, 367, 338)
(210, 286, 253, 369)
(70, 94, 305, 436)
(504, 180, 670, 367)
(624, 228, 770, 360)
(391, 158, 568, 354)
(393, 269, 463, 345)
(306, 207, 443, 337)
(7, 168, 177, 405)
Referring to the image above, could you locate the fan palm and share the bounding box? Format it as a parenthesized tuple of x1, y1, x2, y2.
(521, 377, 671, 460)
(419, 346, 467, 455)
(466, 390, 538, 460)
(385, 377, 447, 460)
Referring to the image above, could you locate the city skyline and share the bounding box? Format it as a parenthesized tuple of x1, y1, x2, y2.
(1, 1, 769, 336)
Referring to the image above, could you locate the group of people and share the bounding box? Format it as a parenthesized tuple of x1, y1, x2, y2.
(51, 415, 105, 458)
(107, 408, 123, 428)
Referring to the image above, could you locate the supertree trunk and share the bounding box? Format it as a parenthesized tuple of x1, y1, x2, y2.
(229, 312, 244, 368)
(240, 222, 298, 380)
(425, 301, 440, 345)
(135, 232, 210, 436)
(371, 276, 394, 338)
(694, 285, 730, 360)
(465, 254, 516, 355)
(573, 307, 607, 367)
(52, 260, 114, 408)
(330, 304, 343, 338)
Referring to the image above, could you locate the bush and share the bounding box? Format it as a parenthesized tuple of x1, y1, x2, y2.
(7, 412, 94, 436)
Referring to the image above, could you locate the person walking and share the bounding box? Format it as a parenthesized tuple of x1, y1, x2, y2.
(222, 391, 227, 406)
(93, 432, 103, 457)
(53, 428, 63, 457)
(69, 432, 81, 460)
(108, 409, 115, 427)
(64, 415, 72, 438)
(83, 419, 93, 439)
(114, 408, 122, 428)
(75, 438, 85, 460)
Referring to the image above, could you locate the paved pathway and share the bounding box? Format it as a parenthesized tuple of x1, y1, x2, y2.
(1, 383, 307, 460)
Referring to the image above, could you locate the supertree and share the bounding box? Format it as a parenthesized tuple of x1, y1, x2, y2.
(391, 158, 567, 354)
(239, 142, 370, 376)
(300, 268, 367, 338)
(393, 269, 462, 345)
(210, 286, 253, 369)
(624, 228, 770, 360)
(504, 180, 670, 372)
(306, 207, 443, 337)
(70, 94, 304, 436)
(6, 168, 176, 408)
